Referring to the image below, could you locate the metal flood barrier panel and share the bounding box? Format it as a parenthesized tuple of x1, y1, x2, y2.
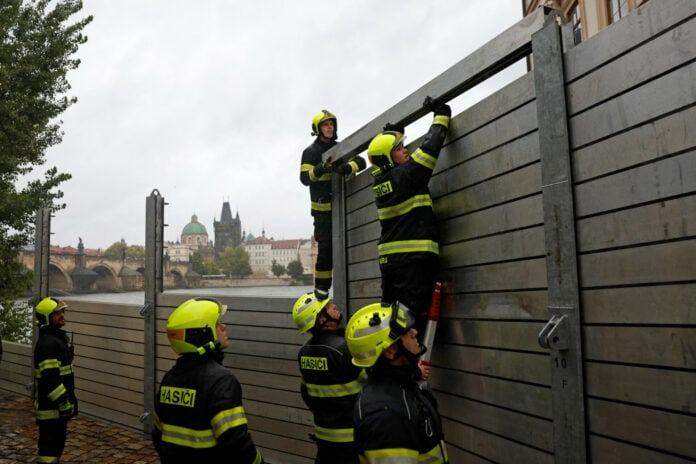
(329, 1, 695, 463)
(7, 2, 694, 463)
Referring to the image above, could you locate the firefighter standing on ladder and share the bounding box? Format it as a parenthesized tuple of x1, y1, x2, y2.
(367, 101, 451, 339)
(300, 110, 366, 300)
(292, 292, 365, 464)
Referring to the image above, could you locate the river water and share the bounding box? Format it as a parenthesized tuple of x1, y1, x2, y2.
(63, 285, 316, 305)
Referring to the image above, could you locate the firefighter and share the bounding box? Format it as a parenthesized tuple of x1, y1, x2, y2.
(33, 297, 78, 463)
(367, 102, 451, 338)
(292, 292, 364, 464)
(345, 301, 449, 463)
(300, 109, 366, 300)
(152, 297, 265, 463)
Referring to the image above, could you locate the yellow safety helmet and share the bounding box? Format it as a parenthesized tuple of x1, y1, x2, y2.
(311, 109, 338, 139)
(292, 292, 330, 333)
(35, 297, 67, 328)
(367, 131, 405, 169)
(345, 301, 415, 368)
(166, 297, 227, 355)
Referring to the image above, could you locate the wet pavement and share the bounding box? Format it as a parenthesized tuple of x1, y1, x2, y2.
(0, 389, 159, 463)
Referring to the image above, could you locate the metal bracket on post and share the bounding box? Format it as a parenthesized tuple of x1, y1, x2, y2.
(538, 314, 569, 350)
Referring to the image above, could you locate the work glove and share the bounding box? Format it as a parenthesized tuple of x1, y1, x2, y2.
(58, 400, 75, 419)
(423, 96, 451, 117)
(312, 158, 332, 177)
(433, 103, 451, 118)
(383, 122, 405, 134)
(333, 160, 352, 175)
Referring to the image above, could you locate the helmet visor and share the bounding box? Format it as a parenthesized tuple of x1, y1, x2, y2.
(388, 301, 415, 340)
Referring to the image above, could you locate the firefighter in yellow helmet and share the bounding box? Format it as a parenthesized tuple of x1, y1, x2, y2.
(345, 302, 449, 464)
(300, 110, 367, 300)
(292, 292, 364, 464)
(33, 297, 77, 464)
(152, 298, 265, 463)
(367, 102, 451, 342)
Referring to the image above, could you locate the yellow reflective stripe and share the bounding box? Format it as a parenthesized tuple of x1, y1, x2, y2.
(252, 449, 263, 464)
(37, 456, 60, 463)
(314, 269, 332, 279)
(420, 440, 448, 463)
(210, 406, 248, 438)
(38, 359, 60, 371)
(378, 240, 439, 256)
(311, 201, 331, 212)
(433, 114, 450, 128)
(157, 421, 217, 449)
(35, 408, 60, 420)
(314, 425, 354, 443)
(47, 384, 66, 402)
(59, 365, 73, 375)
(307, 165, 333, 182)
(348, 160, 359, 173)
(363, 447, 419, 463)
(411, 148, 437, 171)
(304, 379, 362, 398)
(377, 194, 432, 221)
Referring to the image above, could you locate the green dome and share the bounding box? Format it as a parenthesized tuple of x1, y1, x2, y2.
(182, 214, 207, 235)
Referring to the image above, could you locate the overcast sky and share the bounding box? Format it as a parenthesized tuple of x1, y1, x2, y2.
(43, 0, 526, 250)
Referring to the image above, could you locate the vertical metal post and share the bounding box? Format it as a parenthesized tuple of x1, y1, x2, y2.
(142, 189, 165, 433)
(532, 11, 587, 464)
(33, 208, 51, 301)
(331, 175, 348, 312)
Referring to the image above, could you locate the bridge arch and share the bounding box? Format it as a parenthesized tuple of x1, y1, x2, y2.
(91, 264, 119, 291)
(48, 263, 72, 292)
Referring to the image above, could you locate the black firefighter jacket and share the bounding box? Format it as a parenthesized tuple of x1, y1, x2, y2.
(300, 137, 366, 217)
(299, 329, 365, 444)
(371, 114, 450, 268)
(354, 363, 449, 463)
(33, 327, 77, 421)
(152, 352, 263, 464)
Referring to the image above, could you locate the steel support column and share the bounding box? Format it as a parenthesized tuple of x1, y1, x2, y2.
(141, 189, 165, 433)
(331, 175, 348, 312)
(532, 11, 587, 464)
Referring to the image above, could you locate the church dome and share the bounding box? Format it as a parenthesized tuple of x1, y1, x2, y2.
(182, 214, 207, 235)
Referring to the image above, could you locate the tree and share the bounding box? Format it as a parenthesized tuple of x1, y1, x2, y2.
(190, 252, 205, 275)
(287, 259, 304, 281)
(0, 0, 92, 341)
(103, 239, 144, 260)
(203, 259, 220, 275)
(271, 260, 286, 278)
(219, 246, 251, 279)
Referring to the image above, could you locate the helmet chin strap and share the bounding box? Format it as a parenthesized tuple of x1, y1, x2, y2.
(396, 340, 428, 364)
(319, 309, 342, 329)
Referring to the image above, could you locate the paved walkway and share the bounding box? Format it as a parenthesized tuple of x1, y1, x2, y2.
(0, 389, 159, 463)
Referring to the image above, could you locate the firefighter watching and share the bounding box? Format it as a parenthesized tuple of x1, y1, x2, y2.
(33, 297, 78, 464)
(345, 302, 449, 464)
(300, 109, 366, 300)
(152, 298, 265, 463)
(293, 292, 365, 464)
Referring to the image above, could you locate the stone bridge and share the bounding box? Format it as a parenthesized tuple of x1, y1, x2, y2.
(19, 250, 194, 293)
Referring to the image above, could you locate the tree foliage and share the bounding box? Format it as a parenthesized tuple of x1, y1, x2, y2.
(0, 0, 92, 341)
(287, 259, 304, 281)
(103, 239, 144, 260)
(271, 259, 286, 277)
(219, 246, 251, 278)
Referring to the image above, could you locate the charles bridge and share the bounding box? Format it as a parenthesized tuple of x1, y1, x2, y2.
(19, 247, 194, 293)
